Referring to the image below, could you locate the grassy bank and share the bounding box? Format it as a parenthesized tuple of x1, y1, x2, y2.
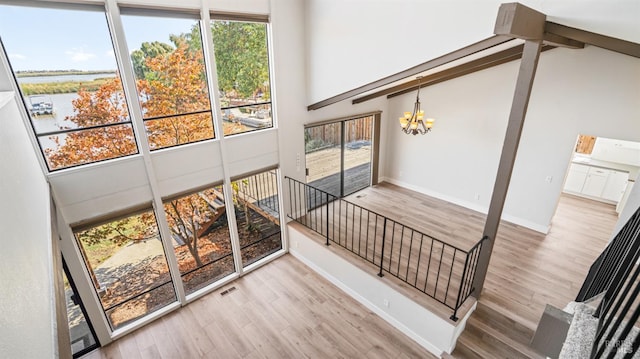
(16, 70, 116, 78)
(20, 77, 112, 95)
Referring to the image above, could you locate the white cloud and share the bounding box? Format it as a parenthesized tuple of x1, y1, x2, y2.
(106, 49, 115, 58)
(9, 53, 26, 60)
(65, 49, 96, 62)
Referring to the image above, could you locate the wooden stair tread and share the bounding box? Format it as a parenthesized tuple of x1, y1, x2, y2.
(471, 302, 536, 347)
(446, 343, 484, 359)
(450, 300, 544, 359)
(466, 317, 544, 359)
(477, 293, 539, 331)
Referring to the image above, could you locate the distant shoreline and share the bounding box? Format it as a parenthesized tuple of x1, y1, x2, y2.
(16, 70, 116, 78)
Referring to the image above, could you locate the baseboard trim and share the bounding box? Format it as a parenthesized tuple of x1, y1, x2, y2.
(379, 177, 550, 234)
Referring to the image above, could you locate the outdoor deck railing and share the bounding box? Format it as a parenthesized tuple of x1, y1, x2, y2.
(285, 177, 486, 321)
(237, 169, 279, 216)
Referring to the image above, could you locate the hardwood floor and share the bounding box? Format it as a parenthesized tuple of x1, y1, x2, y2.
(85, 183, 619, 359)
(84, 255, 437, 359)
(484, 192, 617, 329)
(294, 188, 475, 313)
(339, 183, 617, 330)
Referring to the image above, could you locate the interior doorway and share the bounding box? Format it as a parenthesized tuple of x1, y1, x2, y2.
(561, 134, 638, 216)
(304, 114, 379, 198)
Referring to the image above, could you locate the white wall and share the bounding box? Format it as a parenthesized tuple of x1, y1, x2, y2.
(304, 0, 640, 232)
(271, 0, 309, 192)
(382, 45, 640, 232)
(0, 0, 307, 349)
(288, 224, 475, 355)
(0, 94, 56, 359)
(505, 46, 640, 230)
(305, 0, 640, 104)
(0, 0, 298, 227)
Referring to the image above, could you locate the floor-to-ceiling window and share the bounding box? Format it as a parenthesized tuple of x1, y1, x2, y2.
(0, 2, 283, 347)
(162, 185, 235, 296)
(232, 169, 282, 267)
(0, 4, 137, 171)
(121, 10, 215, 150)
(73, 209, 176, 330)
(305, 114, 378, 198)
(212, 17, 273, 136)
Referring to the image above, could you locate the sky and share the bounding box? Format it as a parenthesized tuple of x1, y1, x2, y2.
(0, 5, 197, 72)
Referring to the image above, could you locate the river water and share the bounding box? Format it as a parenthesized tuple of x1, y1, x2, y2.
(16, 74, 113, 152)
(17, 74, 118, 135)
(16, 73, 116, 84)
(27, 93, 79, 134)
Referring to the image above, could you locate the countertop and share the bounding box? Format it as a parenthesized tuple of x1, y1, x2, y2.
(572, 154, 639, 181)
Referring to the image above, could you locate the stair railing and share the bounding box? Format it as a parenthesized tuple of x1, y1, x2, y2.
(574, 205, 640, 358)
(285, 176, 486, 321)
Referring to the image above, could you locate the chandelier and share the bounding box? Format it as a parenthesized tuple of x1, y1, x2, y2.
(398, 76, 434, 135)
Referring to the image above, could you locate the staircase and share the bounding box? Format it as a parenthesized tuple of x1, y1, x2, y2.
(447, 301, 545, 359)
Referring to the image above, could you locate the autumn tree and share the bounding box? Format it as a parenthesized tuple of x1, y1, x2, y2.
(163, 189, 226, 268)
(47, 23, 267, 265)
(211, 21, 270, 102)
(130, 41, 173, 79)
(136, 42, 215, 149)
(45, 77, 137, 169)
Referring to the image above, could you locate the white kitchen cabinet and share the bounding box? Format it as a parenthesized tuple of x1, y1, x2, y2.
(563, 162, 631, 204)
(582, 167, 609, 197)
(564, 164, 589, 193)
(602, 170, 629, 202)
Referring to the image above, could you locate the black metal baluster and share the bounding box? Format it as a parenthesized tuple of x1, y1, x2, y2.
(405, 230, 414, 282)
(424, 239, 434, 293)
(434, 243, 445, 300)
(365, 211, 371, 261)
(389, 222, 396, 274)
(397, 226, 405, 277)
(373, 215, 378, 266)
(338, 199, 342, 246)
(358, 207, 363, 256)
(325, 192, 330, 246)
(451, 248, 471, 322)
(415, 234, 424, 287)
(378, 217, 387, 277)
(444, 247, 457, 305)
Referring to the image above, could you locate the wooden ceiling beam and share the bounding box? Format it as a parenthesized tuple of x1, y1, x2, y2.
(307, 35, 513, 111)
(386, 47, 534, 100)
(351, 44, 553, 103)
(352, 45, 525, 103)
(543, 32, 584, 49)
(494, 3, 546, 40)
(545, 22, 640, 58)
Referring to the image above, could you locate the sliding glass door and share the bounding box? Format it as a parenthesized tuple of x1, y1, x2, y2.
(305, 115, 374, 198)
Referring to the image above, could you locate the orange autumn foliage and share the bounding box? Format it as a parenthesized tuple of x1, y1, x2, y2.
(46, 43, 243, 170)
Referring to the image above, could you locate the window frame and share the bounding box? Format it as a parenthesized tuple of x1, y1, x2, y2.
(0, 3, 140, 172)
(210, 15, 275, 137)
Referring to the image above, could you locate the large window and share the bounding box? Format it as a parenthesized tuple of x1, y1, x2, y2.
(162, 185, 235, 295)
(232, 170, 282, 267)
(0, 5, 137, 170)
(212, 19, 272, 136)
(0, 7, 276, 170)
(121, 12, 214, 150)
(74, 210, 176, 330)
(305, 116, 375, 197)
